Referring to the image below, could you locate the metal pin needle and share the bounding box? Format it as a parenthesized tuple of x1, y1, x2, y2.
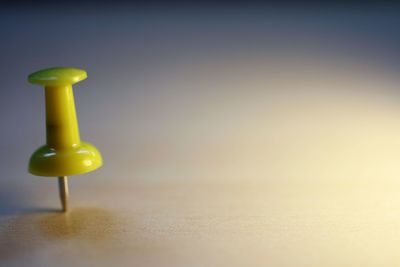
(58, 176, 69, 212)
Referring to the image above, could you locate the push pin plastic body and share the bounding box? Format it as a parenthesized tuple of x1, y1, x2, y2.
(28, 67, 103, 212)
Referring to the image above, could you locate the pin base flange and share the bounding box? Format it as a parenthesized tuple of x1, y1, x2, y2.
(29, 142, 103, 177)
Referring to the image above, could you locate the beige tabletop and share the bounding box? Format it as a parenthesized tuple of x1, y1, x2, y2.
(1, 7, 400, 267)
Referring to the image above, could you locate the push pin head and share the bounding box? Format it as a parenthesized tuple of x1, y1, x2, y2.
(28, 67, 103, 177)
(28, 67, 102, 211)
(28, 67, 102, 176)
(28, 67, 87, 86)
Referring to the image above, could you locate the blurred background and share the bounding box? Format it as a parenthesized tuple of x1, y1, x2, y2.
(2, 1, 400, 266)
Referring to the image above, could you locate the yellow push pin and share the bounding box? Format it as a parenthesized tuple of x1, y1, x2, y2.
(28, 67, 103, 212)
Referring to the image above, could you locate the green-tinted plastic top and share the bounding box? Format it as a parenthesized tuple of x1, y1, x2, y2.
(28, 67, 87, 86)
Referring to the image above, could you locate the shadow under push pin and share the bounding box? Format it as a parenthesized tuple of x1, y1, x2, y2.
(28, 67, 103, 212)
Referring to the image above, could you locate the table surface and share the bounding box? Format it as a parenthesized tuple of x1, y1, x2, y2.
(2, 6, 400, 267)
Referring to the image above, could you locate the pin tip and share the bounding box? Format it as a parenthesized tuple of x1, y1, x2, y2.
(58, 176, 69, 212)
